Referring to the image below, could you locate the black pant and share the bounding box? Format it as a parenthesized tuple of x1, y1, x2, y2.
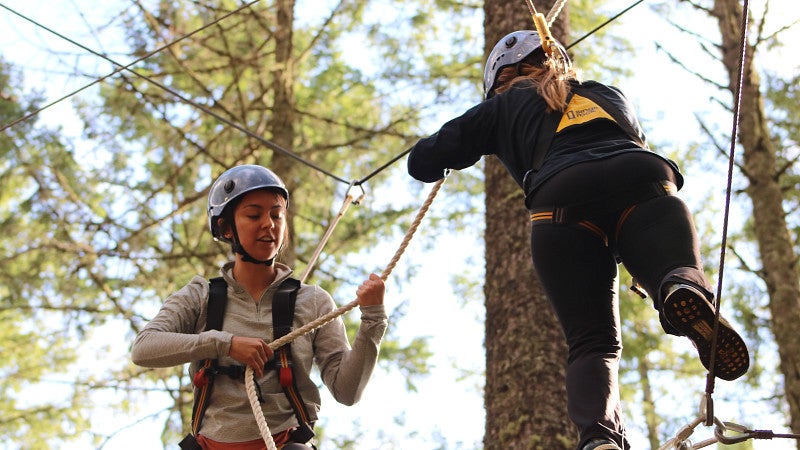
(528, 153, 713, 450)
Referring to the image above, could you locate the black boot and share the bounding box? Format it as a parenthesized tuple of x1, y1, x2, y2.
(662, 284, 749, 380)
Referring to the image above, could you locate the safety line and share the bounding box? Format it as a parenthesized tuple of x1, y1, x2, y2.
(566, 0, 645, 50)
(0, 1, 645, 189)
(357, 148, 412, 185)
(661, 0, 766, 447)
(0, 2, 353, 185)
(297, 182, 365, 283)
(705, 0, 751, 401)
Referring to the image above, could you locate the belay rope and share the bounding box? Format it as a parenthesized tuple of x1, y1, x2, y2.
(245, 177, 447, 449)
(644, 0, 799, 446)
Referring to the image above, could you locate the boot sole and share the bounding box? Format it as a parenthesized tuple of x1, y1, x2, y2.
(662, 286, 749, 380)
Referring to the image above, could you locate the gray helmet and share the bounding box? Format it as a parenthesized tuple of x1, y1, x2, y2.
(207, 165, 289, 243)
(483, 30, 569, 99)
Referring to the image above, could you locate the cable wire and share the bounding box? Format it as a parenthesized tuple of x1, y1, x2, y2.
(0, 2, 352, 184)
(1, 0, 646, 188)
(0, 0, 260, 131)
(566, 0, 645, 50)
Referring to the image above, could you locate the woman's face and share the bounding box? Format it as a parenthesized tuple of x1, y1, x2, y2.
(231, 189, 287, 262)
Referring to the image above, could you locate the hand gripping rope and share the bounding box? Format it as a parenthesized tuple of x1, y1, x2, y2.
(245, 177, 447, 449)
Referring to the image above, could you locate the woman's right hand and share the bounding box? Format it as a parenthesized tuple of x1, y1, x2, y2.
(228, 336, 273, 377)
(356, 273, 385, 307)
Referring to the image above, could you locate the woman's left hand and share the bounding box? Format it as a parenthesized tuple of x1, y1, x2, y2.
(356, 273, 384, 307)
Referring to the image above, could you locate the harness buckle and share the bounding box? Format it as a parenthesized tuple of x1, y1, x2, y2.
(290, 421, 315, 444)
(193, 368, 209, 388)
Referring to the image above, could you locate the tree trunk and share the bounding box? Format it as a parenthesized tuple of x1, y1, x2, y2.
(637, 359, 660, 450)
(713, 0, 800, 439)
(483, 1, 575, 448)
(265, 0, 298, 267)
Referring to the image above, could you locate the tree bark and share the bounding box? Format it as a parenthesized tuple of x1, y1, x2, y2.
(483, 1, 575, 448)
(265, 0, 298, 267)
(713, 0, 800, 438)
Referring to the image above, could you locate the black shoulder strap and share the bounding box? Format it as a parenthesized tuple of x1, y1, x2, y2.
(272, 277, 315, 443)
(272, 277, 300, 338)
(530, 92, 573, 175)
(189, 277, 228, 437)
(207, 277, 228, 331)
(523, 92, 574, 196)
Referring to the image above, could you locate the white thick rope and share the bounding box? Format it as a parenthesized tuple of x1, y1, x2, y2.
(524, 0, 568, 25)
(546, 0, 568, 25)
(246, 178, 446, 446)
(245, 371, 278, 450)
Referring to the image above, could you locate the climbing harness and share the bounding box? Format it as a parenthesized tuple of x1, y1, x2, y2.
(241, 176, 446, 449)
(180, 277, 228, 450)
(182, 276, 315, 449)
(270, 277, 316, 445)
(529, 181, 676, 225)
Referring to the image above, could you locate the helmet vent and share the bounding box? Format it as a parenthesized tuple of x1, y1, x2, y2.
(224, 180, 235, 193)
(504, 36, 517, 48)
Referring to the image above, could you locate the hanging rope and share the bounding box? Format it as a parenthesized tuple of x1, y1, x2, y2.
(523, 0, 567, 26)
(524, 0, 559, 57)
(660, 0, 796, 447)
(245, 176, 447, 447)
(566, 0, 645, 50)
(245, 372, 278, 450)
(544, 0, 569, 25)
(704, 0, 752, 401)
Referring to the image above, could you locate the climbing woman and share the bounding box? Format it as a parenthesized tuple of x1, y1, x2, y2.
(407, 30, 749, 450)
(131, 164, 387, 449)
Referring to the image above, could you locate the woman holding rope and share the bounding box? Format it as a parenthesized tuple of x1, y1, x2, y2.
(407, 30, 749, 450)
(132, 164, 387, 449)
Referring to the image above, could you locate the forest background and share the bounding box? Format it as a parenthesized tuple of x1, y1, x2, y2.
(1, 0, 798, 449)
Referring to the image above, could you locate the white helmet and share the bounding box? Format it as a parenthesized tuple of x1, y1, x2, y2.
(483, 30, 570, 99)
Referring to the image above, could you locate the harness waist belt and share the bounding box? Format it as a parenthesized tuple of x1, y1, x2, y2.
(529, 180, 676, 224)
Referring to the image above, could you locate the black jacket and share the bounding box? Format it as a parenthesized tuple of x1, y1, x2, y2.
(407, 79, 682, 205)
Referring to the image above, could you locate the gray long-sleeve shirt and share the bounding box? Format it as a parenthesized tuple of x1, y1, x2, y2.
(131, 261, 387, 442)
